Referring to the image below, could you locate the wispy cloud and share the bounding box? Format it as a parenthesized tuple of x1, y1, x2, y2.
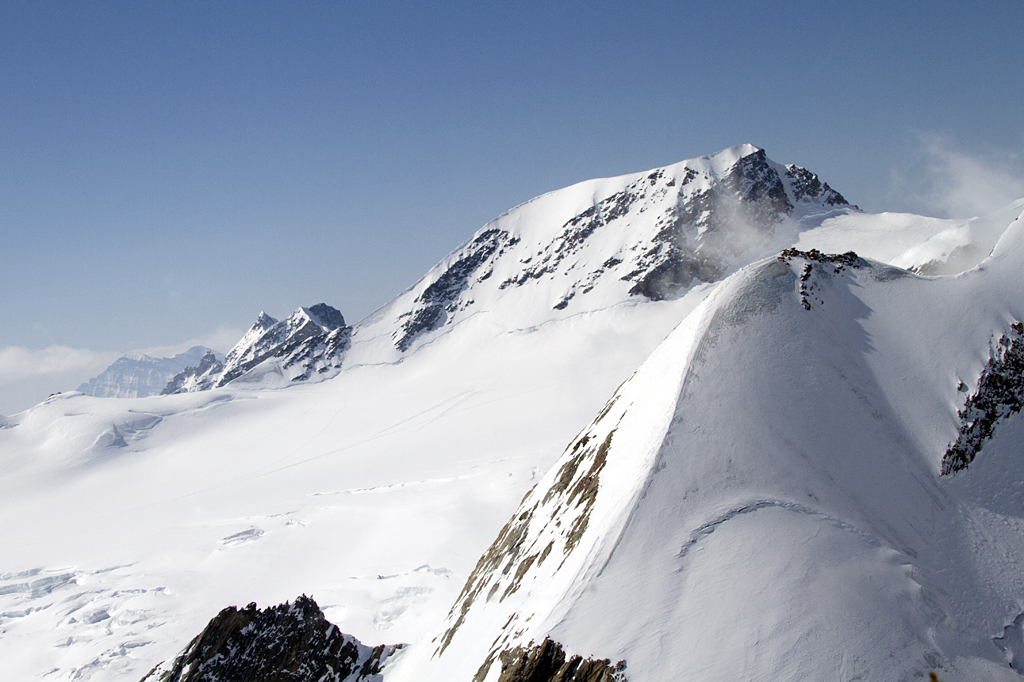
(133, 327, 244, 359)
(892, 134, 1024, 219)
(0, 346, 120, 415)
(0, 346, 119, 383)
(0, 327, 244, 415)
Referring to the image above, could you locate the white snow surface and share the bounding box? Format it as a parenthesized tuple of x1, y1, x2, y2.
(394, 208, 1024, 682)
(1, 145, 1022, 682)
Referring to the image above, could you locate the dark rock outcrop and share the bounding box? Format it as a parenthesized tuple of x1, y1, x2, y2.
(141, 595, 401, 682)
(777, 248, 866, 310)
(218, 304, 349, 386)
(491, 638, 626, 682)
(395, 228, 518, 352)
(784, 164, 849, 206)
(943, 321, 1024, 474)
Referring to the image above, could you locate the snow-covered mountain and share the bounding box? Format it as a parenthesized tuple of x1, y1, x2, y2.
(349, 144, 855, 364)
(150, 144, 966, 391)
(391, 222, 1024, 681)
(77, 346, 222, 399)
(164, 303, 350, 393)
(160, 350, 224, 394)
(1, 145, 1022, 682)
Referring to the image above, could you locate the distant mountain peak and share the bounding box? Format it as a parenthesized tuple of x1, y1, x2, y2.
(77, 346, 222, 399)
(305, 303, 346, 331)
(164, 303, 351, 394)
(375, 145, 858, 355)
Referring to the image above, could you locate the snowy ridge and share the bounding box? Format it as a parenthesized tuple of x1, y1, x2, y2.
(892, 198, 1024, 275)
(394, 212, 1024, 682)
(217, 303, 349, 386)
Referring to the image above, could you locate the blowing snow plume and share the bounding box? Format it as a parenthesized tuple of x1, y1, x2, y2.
(893, 134, 1024, 220)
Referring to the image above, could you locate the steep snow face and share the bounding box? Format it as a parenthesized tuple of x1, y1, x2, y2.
(399, 212, 1024, 682)
(349, 145, 853, 362)
(77, 346, 220, 399)
(892, 198, 1024, 275)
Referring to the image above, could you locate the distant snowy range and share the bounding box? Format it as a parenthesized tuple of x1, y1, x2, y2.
(3, 144, 1024, 682)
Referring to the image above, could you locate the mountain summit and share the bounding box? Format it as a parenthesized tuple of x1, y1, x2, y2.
(378, 144, 851, 353)
(164, 303, 351, 393)
(168, 145, 856, 386)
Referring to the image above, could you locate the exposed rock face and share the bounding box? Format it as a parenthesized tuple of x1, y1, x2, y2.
(141, 595, 401, 682)
(165, 304, 351, 393)
(395, 228, 519, 352)
(943, 321, 1024, 474)
(621, 150, 847, 301)
(784, 163, 848, 206)
(218, 304, 349, 386)
(777, 248, 866, 310)
(432, 389, 628, 674)
(161, 351, 224, 394)
(492, 639, 626, 682)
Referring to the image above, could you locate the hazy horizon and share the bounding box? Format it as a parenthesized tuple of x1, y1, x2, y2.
(3, 0, 1023, 413)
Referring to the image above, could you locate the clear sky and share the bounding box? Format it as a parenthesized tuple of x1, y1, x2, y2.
(2, 0, 1023, 413)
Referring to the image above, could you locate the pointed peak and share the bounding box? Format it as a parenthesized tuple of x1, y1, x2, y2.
(725, 142, 762, 157)
(306, 303, 346, 331)
(706, 143, 763, 164)
(288, 304, 346, 332)
(252, 311, 278, 330)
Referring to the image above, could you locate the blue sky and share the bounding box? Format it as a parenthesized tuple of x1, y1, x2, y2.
(2, 0, 1023, 412)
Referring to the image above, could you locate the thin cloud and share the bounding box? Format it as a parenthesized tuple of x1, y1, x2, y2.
(892, 134, 1024, 219)
(0, 326, 244, 415)
(134, 327, 245, 359)
(0, 346, 120, 415)
(0, 346, 119, 383)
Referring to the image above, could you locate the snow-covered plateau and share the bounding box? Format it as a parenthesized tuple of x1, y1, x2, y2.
(2, 144, 1023, 682)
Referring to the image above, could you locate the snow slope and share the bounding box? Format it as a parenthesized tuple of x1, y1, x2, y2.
(0, 289, 706, 682)
(398, 210, 1024, 682)
(0, 145, 1016, 682)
